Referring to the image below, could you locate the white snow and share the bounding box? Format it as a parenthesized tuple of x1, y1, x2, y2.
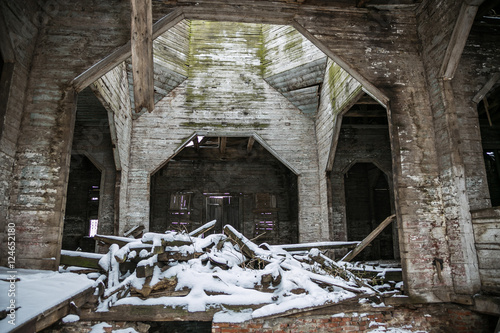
(0, 267, 95, 333)
(62, 314, 80, 323)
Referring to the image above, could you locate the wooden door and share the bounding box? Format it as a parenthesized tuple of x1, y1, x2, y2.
(206, 195, 239, 233)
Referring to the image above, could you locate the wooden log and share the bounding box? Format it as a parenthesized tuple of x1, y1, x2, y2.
(276, 241, 360, 252)
(136, 262, 156, 278)
(94, 234, 136, 247)
(188, 219, 217, 237)
(130, 0, 154, 113)
(223, 225, 271, 265)
(158, 251, 203, 262)
(341, 215, 396, 262)
(60, 250, 104, 269)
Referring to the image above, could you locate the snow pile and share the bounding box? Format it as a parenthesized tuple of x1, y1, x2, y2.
(92, 222, 397, 321)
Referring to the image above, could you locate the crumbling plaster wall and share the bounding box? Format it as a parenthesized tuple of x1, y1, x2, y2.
(1, 0, 130, 270)
(124, 21, 326, 242)
(415, 0, 494, 298)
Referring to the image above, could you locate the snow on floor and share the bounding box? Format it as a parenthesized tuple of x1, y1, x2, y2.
(0, 267, 95, 333)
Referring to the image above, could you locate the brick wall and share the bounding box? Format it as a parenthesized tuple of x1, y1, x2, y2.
(212, 304, 496, 333)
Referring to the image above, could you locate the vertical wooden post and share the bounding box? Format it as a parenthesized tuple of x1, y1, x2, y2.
(130, 0, 154, 114)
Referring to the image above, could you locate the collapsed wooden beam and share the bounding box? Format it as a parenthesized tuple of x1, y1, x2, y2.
(341, 214, 396, 262)
(188, 219, 217, 237)
(130, 0, 154, 113)
(60, 250, 104, 269)
(275, 241, 359, 252)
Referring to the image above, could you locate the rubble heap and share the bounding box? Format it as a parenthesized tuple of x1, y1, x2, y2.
(80, 220, 402, 320)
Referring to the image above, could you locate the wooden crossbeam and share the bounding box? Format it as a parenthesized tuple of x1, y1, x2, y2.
(72, 9, 184, 92)
(130, 0, 154, 114)
(440, 3, 479, 80)
(472, 73, 500, 104)
(341, 214, 396, 262)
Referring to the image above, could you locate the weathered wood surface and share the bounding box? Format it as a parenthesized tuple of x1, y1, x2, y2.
(275, 241, 360, 252)
(471, 208, 500, 293)
(11, 284, 94, 333)
(130, 0, 154, 113)
(440, 2, 479, 79)
(72, 8, 184, 92)
(95, 234, 136, 247)
(60, 250, 103, 269)
(342, 215, 396, 262)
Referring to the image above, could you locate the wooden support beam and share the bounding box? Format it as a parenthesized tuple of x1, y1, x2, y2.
(72, 9, 184, 92)
(247, 136, 255, 154)
(130, 0, 154, 113)
(472, 73, 500, 103)
(440, 3, 479, 80)
(275, 241, 360, 252)
(220, 136, 227, 154)
(341, 214, 396, 262)
(60, 250, 104, 269)
(292, 20, 389, 107)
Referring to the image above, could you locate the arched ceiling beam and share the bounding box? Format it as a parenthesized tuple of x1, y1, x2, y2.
(71, 9, 184, 92)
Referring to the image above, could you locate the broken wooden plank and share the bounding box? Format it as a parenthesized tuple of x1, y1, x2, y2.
(188, 219, 216, 237)
(223, 225, 271, 264)
(341, 214, 396, 262)
(60, 250, 104, 269)
(80, 304, 217, 322)
(158, 251, 203, 262)
(95, 234, 136, 247)
(130, 0, 154, 113)
(275, 241, 360, 253)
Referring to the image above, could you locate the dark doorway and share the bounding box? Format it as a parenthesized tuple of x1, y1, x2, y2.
(344, 162, 395, 260)
(150, 136, 298, 244)
(478, 85, 500, 206)
(62, 154, 101, 251)
(206, 194, 240, 233)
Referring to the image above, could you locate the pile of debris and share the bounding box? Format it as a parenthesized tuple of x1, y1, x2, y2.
(61, 220, 403, 321)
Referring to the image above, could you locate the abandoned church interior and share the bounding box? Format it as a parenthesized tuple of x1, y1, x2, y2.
(1, 0, 500, 332)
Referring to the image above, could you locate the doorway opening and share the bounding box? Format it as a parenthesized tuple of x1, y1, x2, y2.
(344, 162, 395, 261)
(150, 136, 298, 244)
(478, 85, 500, 206)
(62, 154, 101, 252)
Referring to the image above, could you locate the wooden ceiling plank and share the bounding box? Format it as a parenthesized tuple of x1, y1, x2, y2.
(130, 0, 154, 113)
